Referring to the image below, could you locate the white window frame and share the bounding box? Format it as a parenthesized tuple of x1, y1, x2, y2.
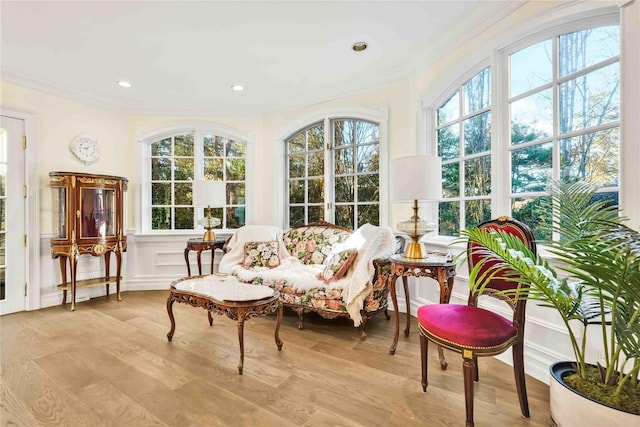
(135, 122, 254, 234)
(275, 107, 389, 229)
(422, 10, 623, 241)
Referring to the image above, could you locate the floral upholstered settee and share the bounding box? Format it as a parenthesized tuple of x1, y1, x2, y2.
(218, 221, 396, 338)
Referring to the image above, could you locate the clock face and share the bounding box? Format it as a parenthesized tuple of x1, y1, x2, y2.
(69, 136, 100, 165)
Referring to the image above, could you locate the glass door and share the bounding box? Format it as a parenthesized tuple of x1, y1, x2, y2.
(0, 115, 26, 314)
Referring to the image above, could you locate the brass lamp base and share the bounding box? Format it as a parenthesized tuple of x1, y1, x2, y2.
(203, 228, 215, 242)
(404, 240, 427, 259)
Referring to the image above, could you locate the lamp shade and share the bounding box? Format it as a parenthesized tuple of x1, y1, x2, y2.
(390, 155, 442, 202)
(192, 180, 226, 207)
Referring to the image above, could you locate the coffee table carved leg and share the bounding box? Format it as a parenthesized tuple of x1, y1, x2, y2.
(275, 304, 283, 351)
(208, 311, 213, 326)
(166, 297, 176, 341)
(237, 317, 245, 375)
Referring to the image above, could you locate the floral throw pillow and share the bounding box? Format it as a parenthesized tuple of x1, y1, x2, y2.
(242, 241, 281, 269)
(318, 248, 358, 283)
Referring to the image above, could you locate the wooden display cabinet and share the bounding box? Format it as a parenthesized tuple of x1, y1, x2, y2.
(49, 172, 128, 310)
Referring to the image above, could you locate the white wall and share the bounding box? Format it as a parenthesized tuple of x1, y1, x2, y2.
(2, 0, 638, 385)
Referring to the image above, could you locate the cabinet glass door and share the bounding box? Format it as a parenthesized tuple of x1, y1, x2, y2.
(81, 188, 115, 238)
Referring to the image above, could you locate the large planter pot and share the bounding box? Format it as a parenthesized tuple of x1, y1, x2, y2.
(550, 361, 639, 426)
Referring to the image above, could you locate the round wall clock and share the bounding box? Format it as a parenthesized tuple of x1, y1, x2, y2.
(69, 136, 101, 165)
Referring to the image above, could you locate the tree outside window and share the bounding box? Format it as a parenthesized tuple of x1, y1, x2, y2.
(286, 118, 380, 229)
(150, 132, 246, 231)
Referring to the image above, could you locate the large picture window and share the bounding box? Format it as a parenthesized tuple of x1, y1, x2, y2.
(286, 118, 380, 229)
(433, 20, 619, 239)
(149, 131, 247, 231)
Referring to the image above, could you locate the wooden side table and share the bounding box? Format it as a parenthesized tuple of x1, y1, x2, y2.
(386, 254, 457, 367)
(184, 237, 226, 276)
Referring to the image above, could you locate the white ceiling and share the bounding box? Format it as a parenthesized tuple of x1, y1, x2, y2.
(1, 1, 525, 116)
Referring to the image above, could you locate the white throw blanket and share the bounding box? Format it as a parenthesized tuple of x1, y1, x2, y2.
(219, 223, 395, 326)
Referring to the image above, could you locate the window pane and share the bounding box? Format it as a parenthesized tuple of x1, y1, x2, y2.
(308, 125, 324, 150)
(442, 163, 460, 198)
(439, 201, 460, 237)
(464, 112, 491, 155)
(510, 39, 552, 97)
(290, 206, 305, 227)
(289, 180, 304, 204)
(334, 120, 353, 146)
(226, 159, 245, 181)
(308, 178, 323, 203)
(335, 176, 354, 203)
(151, 158, 171, 180)
(559, 63, 619, 134)
(560, 128, 619, 186)
(227, 206, 245, 229)
(308, 152, 324, 176)
(438, 124, 460, 160)
(175, 183, 192, 205)
(358, 204, 379, 227)
(152, 138, 171, 156)
(335, 205, 354, 229)
(465, 199, 491, 229)
(152, 207, 171, 230)
(288, 133, 306, 153)
(511, 89, 552, 144)
(289, 155, 304, 178)
(227, 183, 244, 205)
(174, 158, 194, 181)
(438, 92, 459, 125)
(357, 144, 378, 173)
(511, 142, 552, 193)
(335, 147, 354, 174)
(175, 207, 194, 229)
(512, 196, 552, 240)
(226, 140, 245, 157)
(356, 121, 378, 144)
(203, 134, 225, 157)
(308, 205, 324, 223)
(464, 156, 491, 197)
(357, 174, 379, 202)
(204, 158, 224, 180)
(151, 183, 171, 205)
(559, 26, 619, 77)
(174, 134, 194, 157)
(464, 67, 490, 115)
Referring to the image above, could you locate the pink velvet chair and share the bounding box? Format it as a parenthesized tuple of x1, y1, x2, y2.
(417, 216, 536, 427)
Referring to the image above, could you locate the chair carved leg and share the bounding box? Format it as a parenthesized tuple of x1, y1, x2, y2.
(473, 355, 479, 382)
(463, 356, 476, 427)
(420, 333, 429, 392)
(513, 341, 530, 418)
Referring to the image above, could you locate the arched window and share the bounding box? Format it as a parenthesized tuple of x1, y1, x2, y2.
(285, 118, 380, 229)
(432, 18, 619, 240)
(142, 126, 249, 232)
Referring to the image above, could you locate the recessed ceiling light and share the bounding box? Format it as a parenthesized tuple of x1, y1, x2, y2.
(117, 80, 132, 88)
(231, 84, 244, 91)
(352, 42, 368, 52)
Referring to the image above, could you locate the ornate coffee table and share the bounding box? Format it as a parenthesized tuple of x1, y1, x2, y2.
(167, 274, 283, 374)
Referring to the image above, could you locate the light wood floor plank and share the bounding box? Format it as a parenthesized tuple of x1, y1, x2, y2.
(1, 290, 551, 426)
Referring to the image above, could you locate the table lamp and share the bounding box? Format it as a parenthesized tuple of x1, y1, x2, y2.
(390, 155, 442, 259)
(192, 180, 226, 241)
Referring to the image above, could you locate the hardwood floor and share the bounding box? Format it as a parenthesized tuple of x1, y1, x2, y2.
(1, 290, 550, 426)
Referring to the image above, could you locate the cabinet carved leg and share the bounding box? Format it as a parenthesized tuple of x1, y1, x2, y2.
(105, 251, 111, 296)
(59, 257, 68, 305)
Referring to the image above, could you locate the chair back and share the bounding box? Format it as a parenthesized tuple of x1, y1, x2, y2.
(467, 216, 536, 309)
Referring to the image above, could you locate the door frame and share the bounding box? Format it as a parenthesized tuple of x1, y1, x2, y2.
(1, 107, 40, 311)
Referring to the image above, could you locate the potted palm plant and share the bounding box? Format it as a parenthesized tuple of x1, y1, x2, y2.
(459, 181, 639, 425)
